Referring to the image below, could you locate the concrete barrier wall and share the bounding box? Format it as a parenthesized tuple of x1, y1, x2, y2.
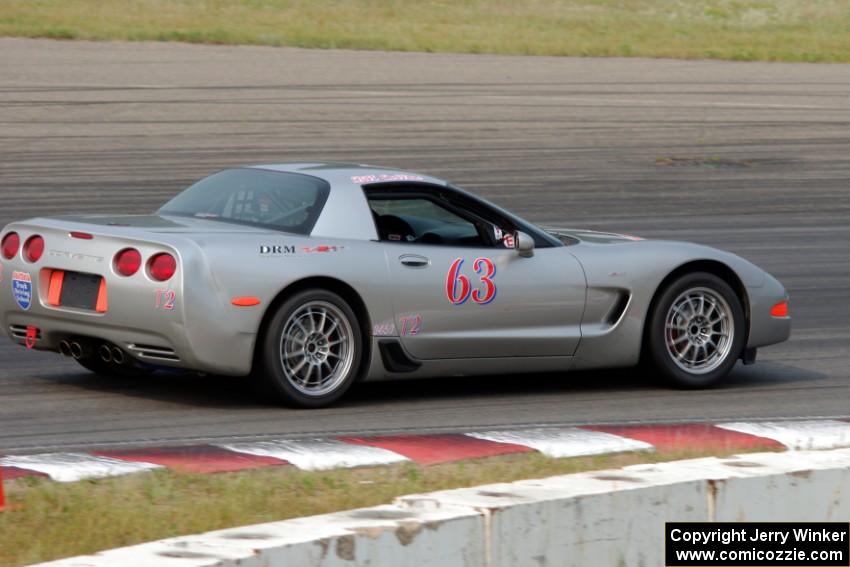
(37, 448, 850, 567)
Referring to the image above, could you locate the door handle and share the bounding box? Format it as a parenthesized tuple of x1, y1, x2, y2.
(399, 254, 430, 268)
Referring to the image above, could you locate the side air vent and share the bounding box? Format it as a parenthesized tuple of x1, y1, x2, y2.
(604, 292, 631, 327)
(126, 343, 180, 362)
(378, 339, 421, 373)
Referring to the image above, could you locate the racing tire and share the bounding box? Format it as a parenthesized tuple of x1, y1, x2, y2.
(647, 272, 745, 388)
(257, 289, 363, 408)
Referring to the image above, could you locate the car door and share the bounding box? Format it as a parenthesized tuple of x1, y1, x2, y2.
(367, 186, 586, 360)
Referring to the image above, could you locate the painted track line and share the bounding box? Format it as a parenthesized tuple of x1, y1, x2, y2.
(5, 420, 850, 483)
(5, 414, 850, 454)
(338, 433, 534, 465)
(717, 419, 850, 450)
(585, 423, 783, 452)
(0, 452, 161, 482)
(466, 427, 653, 458)
(94, 445, 288, 474)
(218, 438, 409, 471)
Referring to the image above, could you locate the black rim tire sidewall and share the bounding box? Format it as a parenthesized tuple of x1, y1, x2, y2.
(260, 289, 363, 408)
(648, 272, 746, 388)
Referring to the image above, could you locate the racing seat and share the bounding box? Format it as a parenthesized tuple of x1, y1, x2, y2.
(374, 213, 417, 243)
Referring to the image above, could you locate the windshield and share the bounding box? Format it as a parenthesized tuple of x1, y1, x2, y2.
(158, 168, 330, 234)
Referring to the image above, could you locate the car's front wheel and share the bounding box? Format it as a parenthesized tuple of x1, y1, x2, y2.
(257, 289, 362, 408)
(647, 272, 745, 388)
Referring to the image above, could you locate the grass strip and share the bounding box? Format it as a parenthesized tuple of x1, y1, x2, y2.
(1, 0, 849, 62)
(0, 445, 781, 565)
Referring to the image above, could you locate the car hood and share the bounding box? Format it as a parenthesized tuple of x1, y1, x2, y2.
(545, 228, 645, 245)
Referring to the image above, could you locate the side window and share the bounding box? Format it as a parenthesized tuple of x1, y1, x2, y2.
(368, 196, 493, 247)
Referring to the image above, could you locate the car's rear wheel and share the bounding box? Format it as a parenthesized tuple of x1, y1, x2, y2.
(647, 272, 745, 388)
(257, 289, 362, 408)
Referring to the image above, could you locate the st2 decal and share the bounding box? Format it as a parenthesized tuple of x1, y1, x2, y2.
(445, 257, 497, 305)
(11, 270, 32, 310)
(155, 289, 176, 310)
(399, 314, 422, 336)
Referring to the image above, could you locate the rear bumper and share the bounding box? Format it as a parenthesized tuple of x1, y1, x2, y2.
(0, 239, 256, 376)
(3, 304, 256, 376)
(3, 300, 257, 377)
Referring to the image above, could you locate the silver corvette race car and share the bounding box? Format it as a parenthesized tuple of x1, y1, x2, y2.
(0, 164, 790, 407)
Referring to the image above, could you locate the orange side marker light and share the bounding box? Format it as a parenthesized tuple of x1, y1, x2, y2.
(232, 296, 261, 307)
(770, 300, 788, 318)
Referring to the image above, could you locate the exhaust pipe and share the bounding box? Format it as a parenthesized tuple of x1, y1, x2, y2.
(59, 340, 73, 358)
(111, 347, 125, 365)
(70, 341, 84, 360)
(99, 344, 113, 363)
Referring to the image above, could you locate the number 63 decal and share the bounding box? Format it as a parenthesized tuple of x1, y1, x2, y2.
(445, 257, 497, 305)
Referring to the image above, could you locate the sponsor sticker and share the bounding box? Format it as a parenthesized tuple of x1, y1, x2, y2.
(373, 322, 396, 337)
(259, 244, 296, 256)
(11, 270, 32, 310)
(301, 245, 345, 254)
(351, 174, 425, 184)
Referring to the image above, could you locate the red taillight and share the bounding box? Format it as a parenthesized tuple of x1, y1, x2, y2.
(770, 300, 789, 318)
(148, 253, 177, 281)
(1, 232, 20, 260)
(24, 235, 44, 263)
(114, 248, 142, 276)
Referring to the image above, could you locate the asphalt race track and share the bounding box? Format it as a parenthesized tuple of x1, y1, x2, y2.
(0, 39, 848, 454)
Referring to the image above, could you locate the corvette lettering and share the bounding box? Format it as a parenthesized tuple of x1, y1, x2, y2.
(48, 249, 104, 263)
(446, 257, 497, 305)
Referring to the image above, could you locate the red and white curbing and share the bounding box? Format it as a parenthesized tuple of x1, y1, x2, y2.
(3, 419, 850, 483)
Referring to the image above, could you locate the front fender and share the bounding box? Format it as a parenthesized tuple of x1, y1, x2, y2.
(568, 239, 779, 369)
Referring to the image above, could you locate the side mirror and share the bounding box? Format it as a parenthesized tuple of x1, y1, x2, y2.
(514, 230, 535, 258)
